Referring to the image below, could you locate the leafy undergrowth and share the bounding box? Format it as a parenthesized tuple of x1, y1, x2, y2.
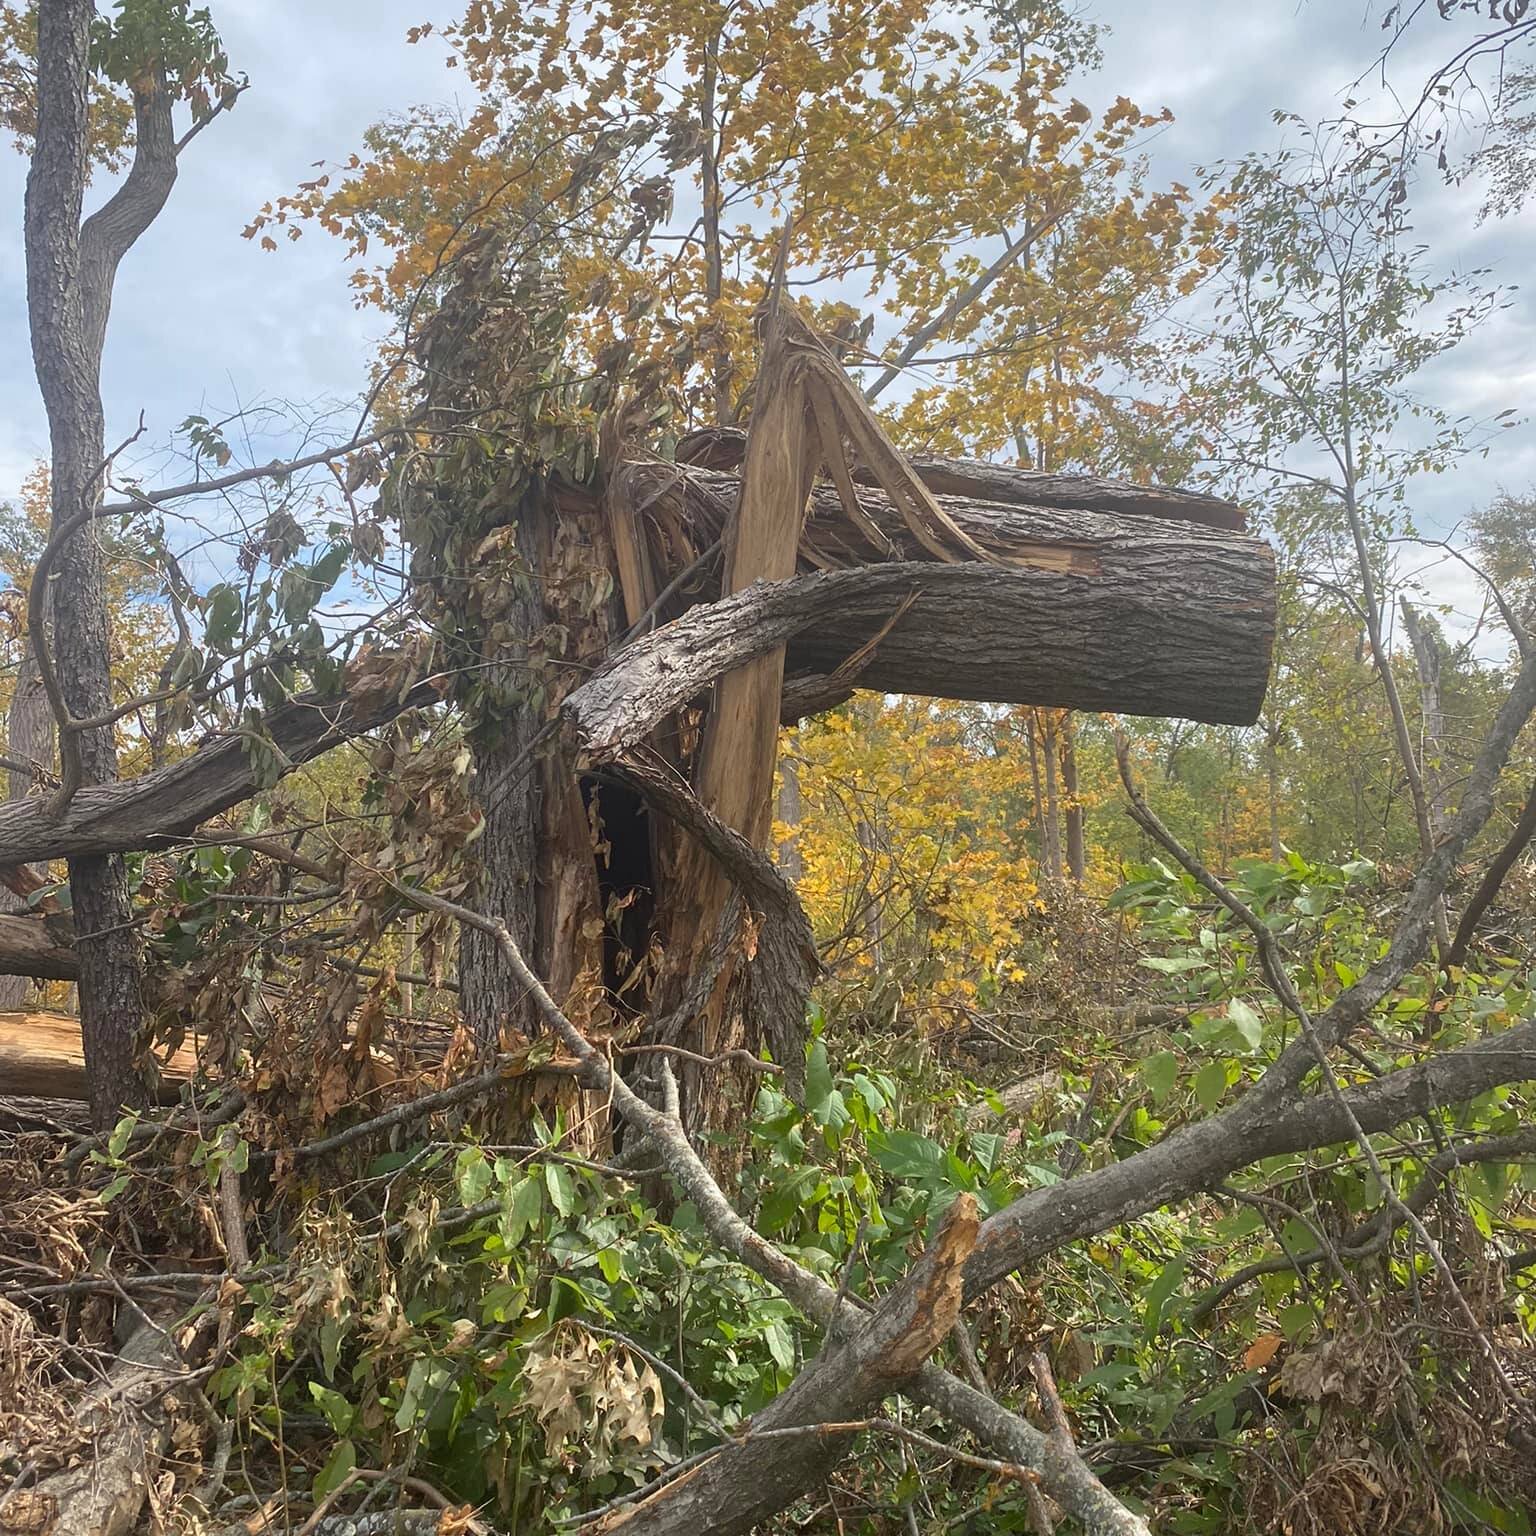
(2, 855, 1534, 1535)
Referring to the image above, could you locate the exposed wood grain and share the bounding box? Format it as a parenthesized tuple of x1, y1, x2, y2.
(0, 1010, 194, 1101)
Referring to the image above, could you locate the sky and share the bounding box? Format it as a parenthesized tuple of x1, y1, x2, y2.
(0, 0, 1531, 644)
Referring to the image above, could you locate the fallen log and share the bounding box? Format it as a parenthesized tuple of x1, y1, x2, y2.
(676, 425, 1249, 531)
(0, 1011, 195, 1102)
(0, 913, 78, 979)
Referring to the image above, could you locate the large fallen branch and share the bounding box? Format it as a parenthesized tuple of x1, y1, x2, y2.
(961, 1015, 1536, 1299)
(0, 675, 441, 868)
(568, 552, 1274, 765)
(0, 913, 78, 980)
(676, 425, 1249, 531)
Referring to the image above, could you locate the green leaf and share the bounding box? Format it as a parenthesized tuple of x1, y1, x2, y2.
(308, 1381, 356, 1435)
(1195, 1061, 1229, 1112)
(1139, 955, 1208, 975)
(1278, 1303, 1315, 1340)
(1143, 1255, 1188, 1336)
(872, 1129, 948, 1182)
(1141, 1050, 1179, 1104)
(204, 583, 243, 650)
(970, 1131, 1004, 1176)
(313, 1438, 357, 1502)
(545, 1162, 577, 1218)
(501, 1175, 543, 1244)
(107, 1115, 136, 1161)
(804, 1039, 835, 1118)
(763, 1318, 796, 1371)
(455, 1147, 493, 1207)
(1225, 999, 1264, 1052)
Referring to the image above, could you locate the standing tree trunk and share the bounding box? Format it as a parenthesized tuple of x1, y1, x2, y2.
(24, 2, 178, 1127)
(458, 511, 543, 1051)
(1024, 710, 1047, 873)
(1059, 712, 1085, 884)
(775, 746, 804, 884)
(1038, 709, 1063, 882)
(1400, 597, 1451, 837)
(1266, 718, 1284, 861)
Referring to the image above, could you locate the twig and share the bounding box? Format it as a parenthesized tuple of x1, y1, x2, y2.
(617, 1042, 782, 1075)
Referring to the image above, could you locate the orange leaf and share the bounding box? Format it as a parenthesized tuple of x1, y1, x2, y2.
(1243, 1332, 1285, 1371)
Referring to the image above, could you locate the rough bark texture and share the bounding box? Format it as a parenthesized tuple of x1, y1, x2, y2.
(1061, 711, 1086, 883)
(0, 914, 78, 980)
(0, 674, 441, 868)
(602, 466, 1275, 725)
(677, 426, 1247, 532)
(23, 2, 176, 1127)
(0, 634, 56, 1009)
(458, 512, 543, 1051)
(566, 555, 1275, 764)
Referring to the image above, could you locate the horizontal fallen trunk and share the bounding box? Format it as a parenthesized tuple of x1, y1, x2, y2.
(569, 554, 1274, 759)
(676, 426, 1248, 532)
(0, 912, 78, 979)
(0, 1010, 195, 1101)
(0, 675, 441, 868)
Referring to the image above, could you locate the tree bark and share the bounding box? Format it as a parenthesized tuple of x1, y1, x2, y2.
(678, 425, 1248, 531)
(458, 513, 543, 1051)
(1400, 596, 1452, 836)
(567, 557, 1276, 766)
(610, 462, 1275, 725)
(24, 1, 180, 1127)
(1060, 711, 1086, 883)
(0, 627, 56, 1009)
(0, 674, 442, 869)
(0, 1007, 193, 1101)
(775, 747, 804, 883)
(1039, 709, 1063, 881)
(0, 914, 78, 981)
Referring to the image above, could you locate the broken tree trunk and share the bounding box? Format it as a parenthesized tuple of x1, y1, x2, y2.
(643, 301, 820, 1131)
(0, 914, 78, 981)
(565, 556, 1274, 758)
(604, 463, 1274, 725)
